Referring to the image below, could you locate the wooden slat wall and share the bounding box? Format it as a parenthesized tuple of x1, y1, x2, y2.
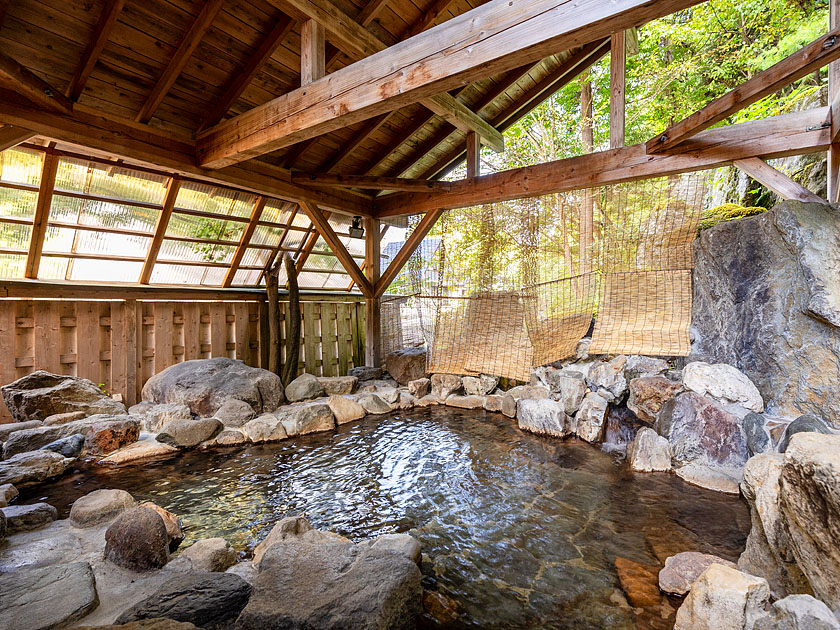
(0, 297, 365, 422)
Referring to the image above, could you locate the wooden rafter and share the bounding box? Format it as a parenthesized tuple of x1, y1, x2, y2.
(66, 0, 126, 102)
(199, 15, 295, 131)
(648, 27, 840, 153)
(301, 19, 326, 86)
(292, 173, 452, 192)
(318, 113, 391, 172)
(0, 125, 35, 152)
(299, 202, 373, 296)
(375, 107, 831, 218)
(734, 158, 824, 204)
(295, 226, 321, 273)
(136, 0, 226, 124)
(324, 0, 391, 70)
(374, 208, 444, 297)
(139, 177, 182, 284)
(404, 0, 456, 39)
(465, 131, 480, 178)
(0, 52, 74, 115)
(24, 152, 59, 279)
(0, 0, 10, 27)
(224, 196, 267, 286)
(610, 30, 626, 149)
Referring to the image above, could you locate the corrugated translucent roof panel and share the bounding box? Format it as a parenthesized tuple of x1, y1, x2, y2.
(0, 188, 37, 221)
(54, 158, 169, 205)
(158, 239, 236, 265)
(150, 264, 227, 286)
(0, 148, 43, 187)
(175, 181, 256, 218)
(42, 226, 149, 257)
(0, 253, 25, 278)
(49, 195, 158, 233)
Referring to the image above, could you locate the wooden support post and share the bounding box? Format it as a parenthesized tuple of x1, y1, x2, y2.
(140, 176, 182, 284)
(610, 30, 626, 149)
(831, 0, 840, 202)
(66, 0, 126, 101)
(25, 152, 59, 279)
(734, 158, 824, 204)
(364, 216, 380, 367)
(466, 131, 480, 178)
(301, 19, 326, 86)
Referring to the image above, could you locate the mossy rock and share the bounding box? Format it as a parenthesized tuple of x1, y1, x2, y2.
(698, 204, 766, 233)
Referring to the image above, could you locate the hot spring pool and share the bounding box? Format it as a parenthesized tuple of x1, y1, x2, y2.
(19, 407, 750, 629)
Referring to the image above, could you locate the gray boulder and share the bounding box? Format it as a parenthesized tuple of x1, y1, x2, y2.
(626, 427, 671, 472)
(683, 361, 764, 413)
(252, 515, 351, 567)
(317, 376, 358, 395)
(445, 395, 484, 409)
(285, 373, 326, 402)
(0, 482, 18, 507)
(2, 415, 103, 458)
(586, 355, 628, 403)
(517, 398, 574, 438)
(384, 347, 427, 385)
(575, 392, 609, 443)
(116, 572, 252, 627)
(145, 402, 193, 432)
(658, 552, 737, 596)
(41, 433, 85, 458)
(0, 420, 42, 441)
(279, 402, 335, 437)
(42, 410, 87, 426)
(0, 450, 73, 486)
(328, 395, 366, 425)
(244, 414, 288, 443)
(624, 355, 670, 379)
(348, 366, 382, 381)
(70, 488, 136, 527)
(176, 537, 237, 572)
(2, 502, 57, 532)
(104, 507, 170, 571)
(357, 393, 392, 415)
(430, 374, 461, 399)
(1, 370, 125, 423)
(407, 378, 430, 398)
(778, 414, 832, 453)
(0, 562, 99, 630)
(744, 412, 771, 455)
(157, 417, 222, 448)
(754, 594, 840, 630)
(462, 375, 498, 397)
(141, 357, 284, 417)
(674, 563, 770, 630)
(212, 398, 256, 427)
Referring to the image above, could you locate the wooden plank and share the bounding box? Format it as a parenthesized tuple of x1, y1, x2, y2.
(224, 196, 266, 287)
(182, 302, 201, 361)
(140, 177, 181, 284)
(210, 302, 227, 357)
(33, 300, 60, 373)
(0, 301, 15, 412)
(154, 302, 174, 372)
(76, 302, 100, 383)
(110, 300, 127, 404)
(65, 0, 126, 102)
(291, 173, 452, 192)
(301, 19, 326, 86)
(649, 28, 840, 153)
(466, 130, 480, 178)
(124, 299, 137, 406)
(25, 152, 59, 279)
(319, 112, 392, 172)
(733, 158, 824, 204)
(403, 0, 456, 38)
(0, 51, 74, 115)
(335, 301, 349, 374)
(0, 124, 35, 152)
(423, 93, 504, 152)
(197, 0, 701, 168)
(302, 301, 319, 374)
(610, 30, 625, 149)
(258, 299, 270, 368)
(233, 301, 251, 365)
(136, 0, 227, 123)
(299, 201, 374, 296)
(376, 107, 832, 217)
(321, 302, 338, 376)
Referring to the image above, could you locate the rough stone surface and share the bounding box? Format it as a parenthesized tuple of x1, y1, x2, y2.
(357, 393, 393, 415)
(2, 502, 57, 532)
(116, 572, 252, 627)
(76, 622, 196, 630)
(625, 355, 670, 379)
(157, 417, 222, 449)
(431, 374, 462, 399)
(627, 376, 682, 425)
(674, 564, 770, 630)
(0, 420, 42, 441)
(127, 401, 156, 416)
(683, 361, 764, 413)
(2, 370, 126, 423)
(744, 412, 772, 456)
(327, 395, 366, 425)
(690, 202, 840, 424)
(86, 417, 141, 455)
(484, 394, 504, 413)
(202, 427, 250, 448)
(575, 392, 609, 443)
(252, 516, 351, 566)
(359, 533, 422, 565)
(139, 502, 183, 552)
(41, 433, 85, 458)
(408, 378, 430, 398)
(753, 594, 840, 630)
(550, 373, 588, 416)
(501, 394, 517, 418)
(778, 413, 833, 453)
(377, 387, 400, 405)
(658, 392, 749, 469)
(627, 427, 671, 472)
(145, 403, 192, 433)
(2, 417, 96, 458)
(463, 375, 498, 397)
(177, 537, 237, 572)
(285, 373, 326, 402)
(0, 561, 99, 630)
(517, 398, 574, 438)
(104, 507, 170, 571)
(317, 376, 358, 396)
(676, 463, 741, 494)
(211, 398, 255, 427)
(279, 402, 336, 436)
(98, 439, 177, 465)
(658, 552, 738, 596)
(385, 347, 428, 385)
(238, 539, 422, 630)
(70, 489, 136, 527)
(43, 410, 87, 426)
(398, 392, 416, 410)
(141, 358, 284, 417)
(519, 384, 550, 400)
(445, 395, 485, 409)
(0, 450, 73, 486)
(349, 365, 383, 381)
(244, 413, 289, 443)
(0, 482, 18, 507)
(586, 356, 628, 403)
(415, 395, 440, 407)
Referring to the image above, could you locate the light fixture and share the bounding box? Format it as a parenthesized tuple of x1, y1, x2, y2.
(349, 216, 365, 239)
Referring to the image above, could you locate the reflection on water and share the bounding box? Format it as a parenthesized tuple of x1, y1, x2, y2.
(21, 407, 750, 629)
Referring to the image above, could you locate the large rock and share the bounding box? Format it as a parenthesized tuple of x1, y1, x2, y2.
(407, 378, 430, 398)
(0, 420, 42, 441)
(237, 539, 422, 630)
(145, 403, 193, 433)
(551, 373, 587, 416)
(1, 370, 126, 423)
(317, 376, 358, 395)
(139, 501, 183, 552)
(384, 347, 427, 385)
(357, 393, 392, 415)
(285, 373, 326, 402)
(177, 537, 237, 572)
(252, 516, 351, 566)
(683, 361, 764, 413)
(85, 417, 140, 455)
(141, 358, 284, 417)
(212, 398, 255, 427)
(358, 533, 422, 565)
(243, 413, 288, 443)
(676, 463, 741, 494)
(627, 376, 682, 425)
(778, 413, 833, 453)
(116, 572, 252, 627)
(626, 427, 671, 472)
(43, 410, 87, 426)
(586, 355, 628, 403)
(575, 392, 609, 443)
(104, 507, 170, 571)
(517, 398, 574, 438)
(754, 594, 840, 630)
(779, 433, 840, 611)
(0, 562, 99, 630)
(278, 402, 335, 436)
(462, 375, 498, 397)
(690, 201, 840, 424)
(348, 366, 382, 381)
(0, 482, 18, 507)
(674, 564, 770, 630)
(76, 622, 197, 630)
(659, 552, 737, 596)
(624, 355, 670, 379)
(2, 417, 94, 458)
(0, 450, 73, 486)
(328, 395, 366, 425)
(98, 439, 177, 465)
(657, 392, 749, 469)
(2, 502, 57, 532)
(157, 417, 222, 448)
(743, 412, 771, 456)
(70, 489, 136, 527)
(430, 374, 461, 399)
(445, 395, 484, 409)
(41, 433, 85, 458)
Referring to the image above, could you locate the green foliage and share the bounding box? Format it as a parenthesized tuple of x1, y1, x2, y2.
(698, 203, 767, 232)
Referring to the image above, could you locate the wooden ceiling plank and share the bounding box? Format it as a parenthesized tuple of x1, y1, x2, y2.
(140, 176, 182, 284)
(0, 124, 35, 152)
(403, 0, 457, 39)
(24, 152, 59, 279)
(66, 0, 126, 102)
(374, 207, 443, 297)
(648, 28, 840, 153)
(0, 51, 74, 115)
(224, 195, 267, 286)
(734, 158, 824, 204)
(292, 172, 452, 191)
(319, 112, 392, 172)
(136, 0, 227, 124)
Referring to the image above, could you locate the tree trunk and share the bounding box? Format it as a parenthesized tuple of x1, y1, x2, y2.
(266, 261, 282, 377)
(281, 252, 301, 387)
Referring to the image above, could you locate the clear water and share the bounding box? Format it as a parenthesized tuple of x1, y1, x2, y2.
(20, 408, 750, 629)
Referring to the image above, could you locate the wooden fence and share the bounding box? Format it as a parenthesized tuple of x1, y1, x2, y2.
(0, 288, 365, 422)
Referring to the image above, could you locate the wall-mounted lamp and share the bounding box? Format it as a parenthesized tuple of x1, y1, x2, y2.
(349, 216, 365, 239)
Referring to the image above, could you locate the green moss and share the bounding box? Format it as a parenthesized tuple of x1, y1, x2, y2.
(698, 204, 766, 233)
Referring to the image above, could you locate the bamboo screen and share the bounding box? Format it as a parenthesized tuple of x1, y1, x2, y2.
(382, 173, 712, 381)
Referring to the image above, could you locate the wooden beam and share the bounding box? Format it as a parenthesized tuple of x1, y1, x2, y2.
(66, 0, 126, 102)
(610, 30, 625, 149)
(25, 152, 59, 279)
(466, 131, 480, 178)
(356, 0, 390, 26)
(140, 177, 182, 284)
(301, 19, 326, 86)
(423, 93, 504, 152)
(136, 0, 226, 124)
(199, 15, 295, 130)
(734, 158, 824, 204)
(364, 215, 380, 366)
(0, 52, 74, 115)
(0, 0, 10, 27)
(374, 108, 832, 217)
(224, 196, 267, 286)
(374, 208, 443, 297)
(299, 201, 373, 296)
(649, 28, 840, 153)
(0, 125, 35, 152)
(291, 172, 452, 191)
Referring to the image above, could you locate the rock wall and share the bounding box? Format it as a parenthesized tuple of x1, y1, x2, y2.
(691, 201, 840, 424)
